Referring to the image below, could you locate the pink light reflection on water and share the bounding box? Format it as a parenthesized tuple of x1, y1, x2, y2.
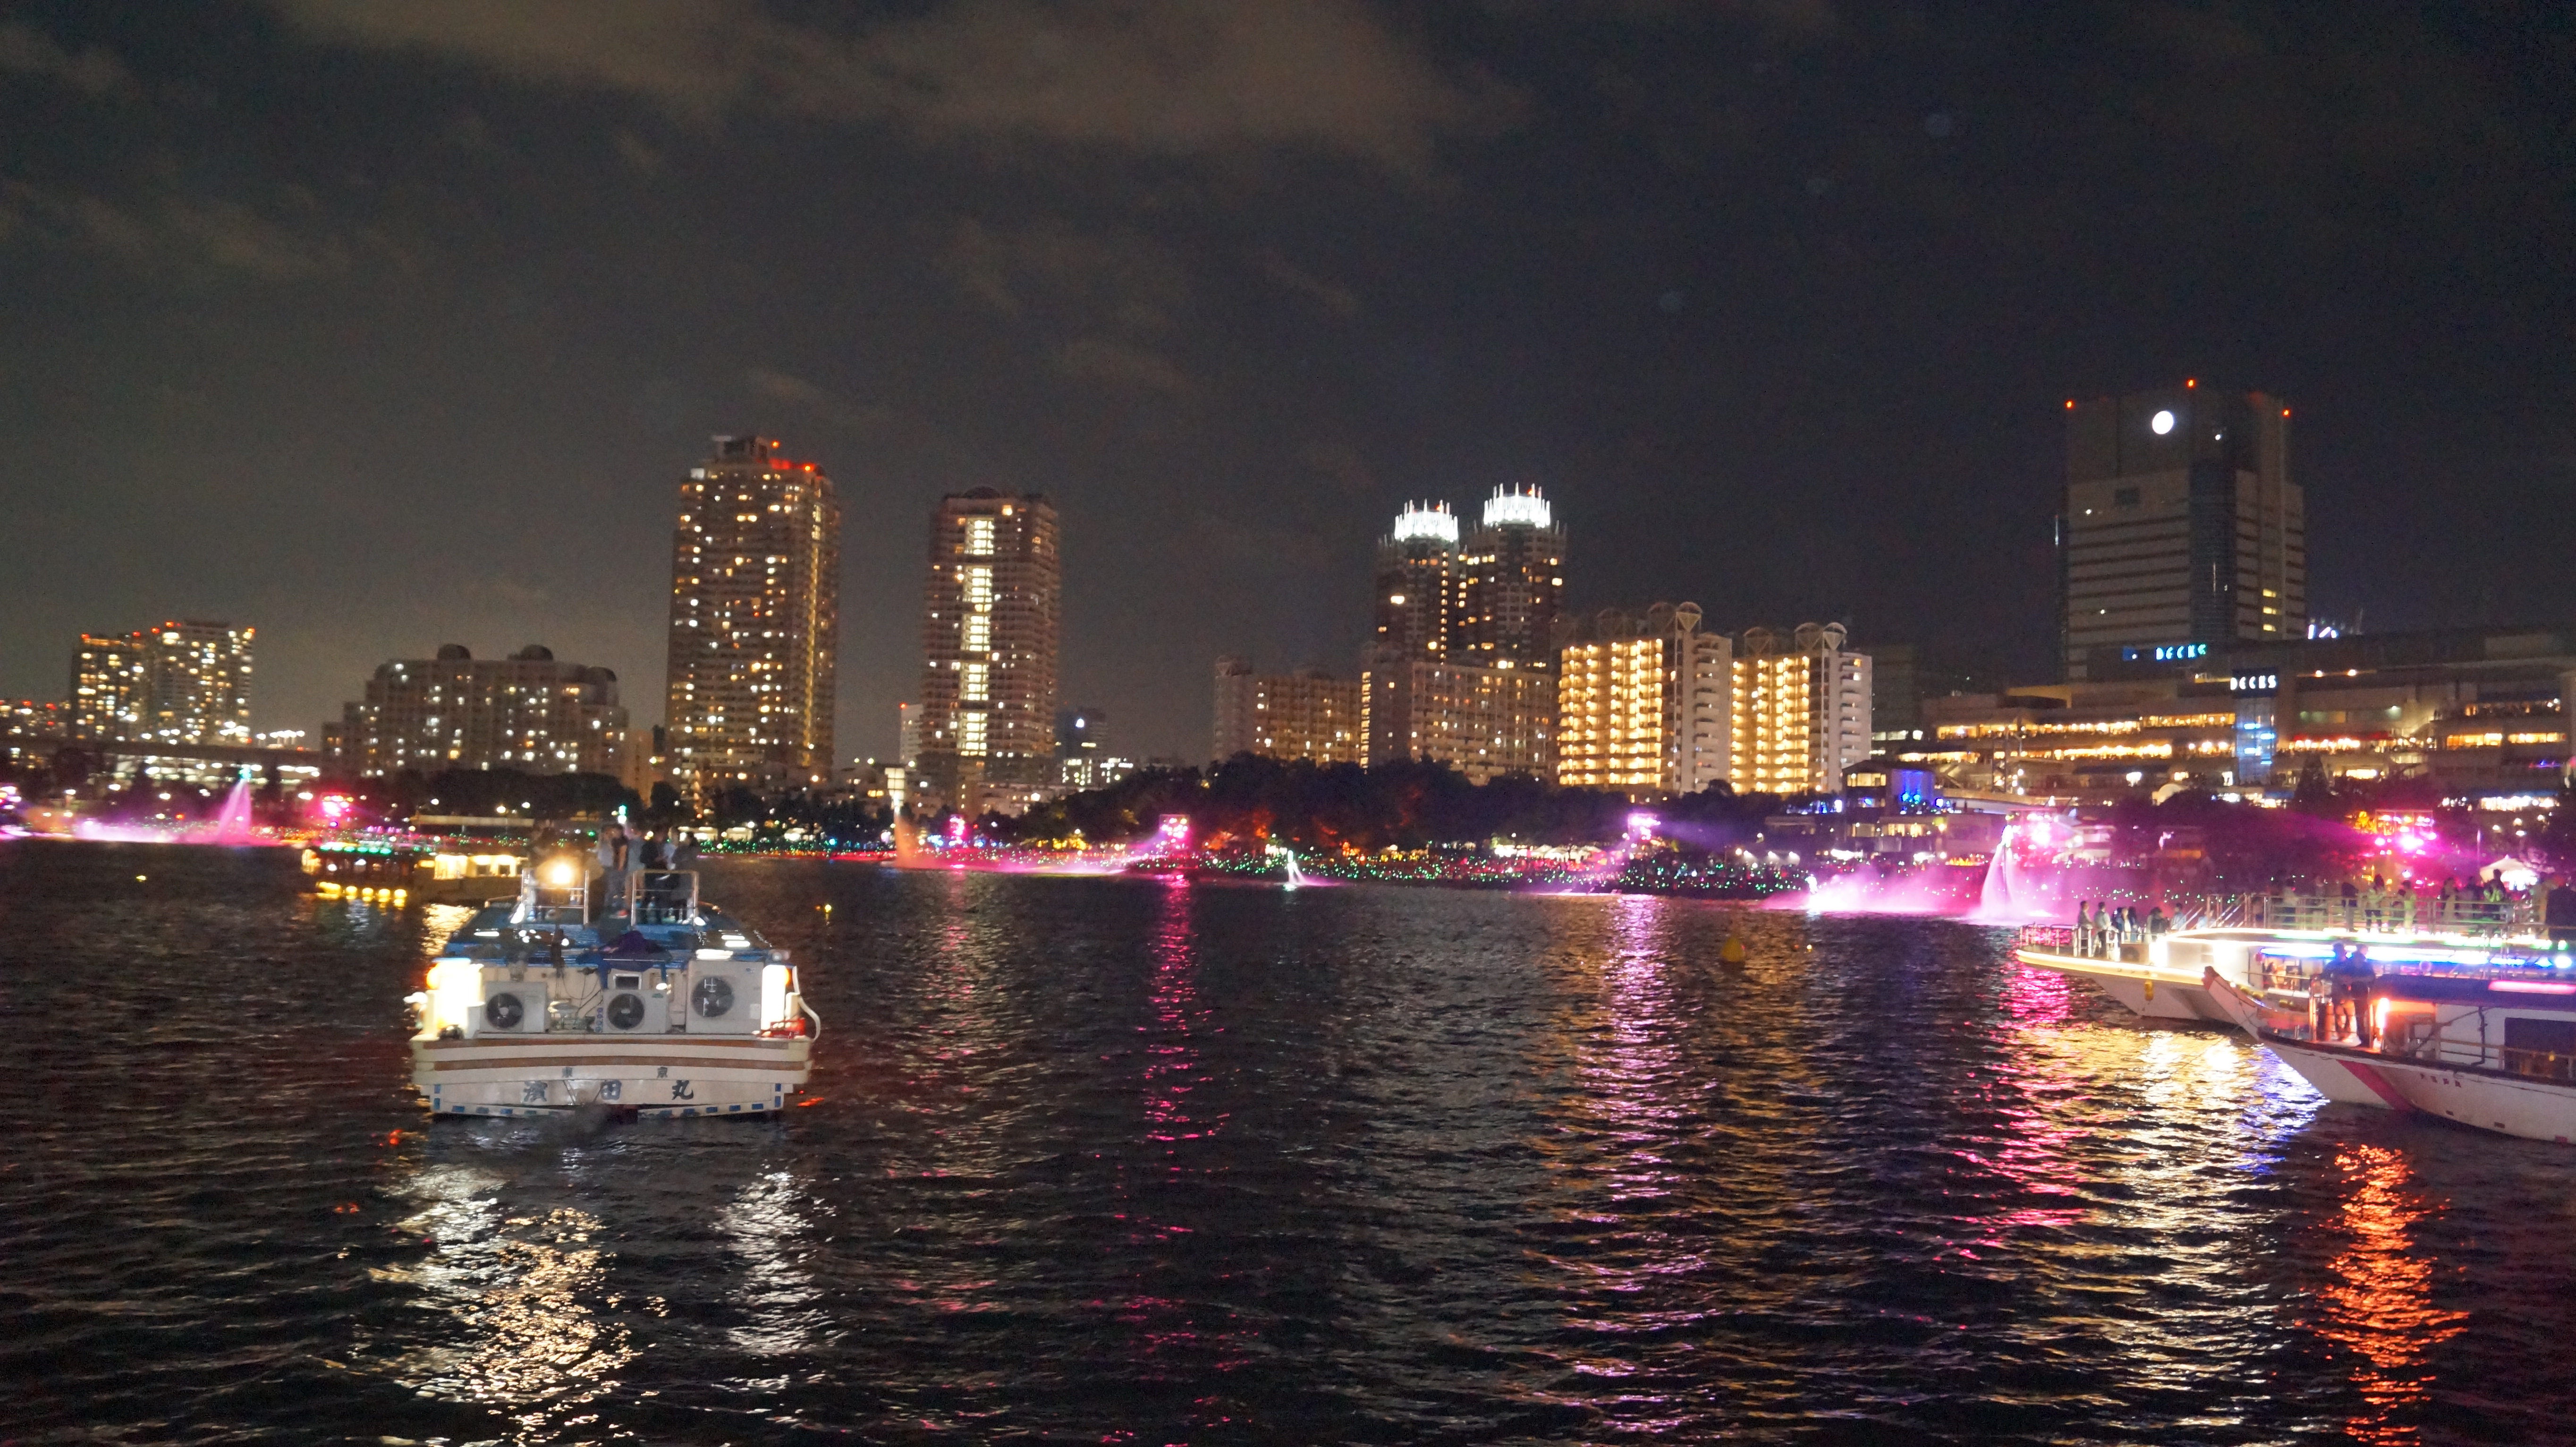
(1106, 880, 1252, 1384)
(1528, 894, 1706, 1407)
(1938, 962, 2093, 1255)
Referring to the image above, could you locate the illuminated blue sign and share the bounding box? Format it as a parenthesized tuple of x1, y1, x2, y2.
(2119, 642, 2211, 663)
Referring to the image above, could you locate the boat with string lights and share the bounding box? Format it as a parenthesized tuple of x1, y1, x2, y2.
(2015, 904, 2576, 1143)
(405, 855, 819, 1120)
(2010, 883, 2569, 1025)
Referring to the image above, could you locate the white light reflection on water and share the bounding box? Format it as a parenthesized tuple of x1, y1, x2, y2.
(1979, 962, 2324, 1425)
(719, 1170, 825, 1356)
(389, 1162, 639, 1442)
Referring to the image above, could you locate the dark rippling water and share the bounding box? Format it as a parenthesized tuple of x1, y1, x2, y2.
(8, 843, 2576, 1445)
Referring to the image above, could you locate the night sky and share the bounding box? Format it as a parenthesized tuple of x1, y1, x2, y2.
(4, 2, 2572, 762)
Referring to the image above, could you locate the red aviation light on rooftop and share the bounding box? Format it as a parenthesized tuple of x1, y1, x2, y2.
(2185, 378, 2195, 388)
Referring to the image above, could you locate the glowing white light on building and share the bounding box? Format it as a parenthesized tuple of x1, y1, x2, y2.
(1481, 486, 1552, 530)
(1390, 503, 1459, 544)
(2151, 409, 2176, 434)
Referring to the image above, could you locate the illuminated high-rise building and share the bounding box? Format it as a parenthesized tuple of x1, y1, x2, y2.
(664, 436, 840, 796)
(337, 644, 627, 777)
(1730, 623, 1873, 796)
(70, 619, 252, 745)
(916, 489, 1059, 813)
(1213, 658, 1365, 765)
(1373, 503, 1458, 662)
(1456, 485, 1565, 674)
(1361, 656, 1555, 782)
(1555, 604, 1729, 797)
(2059, 383, 2304, 680)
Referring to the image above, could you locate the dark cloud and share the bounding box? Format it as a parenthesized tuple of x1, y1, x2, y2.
(1255, 250, 1362, 319)
(0, 180, 355, 279)
(266, 0, 1503, 173)
(0, 19, 138, 98)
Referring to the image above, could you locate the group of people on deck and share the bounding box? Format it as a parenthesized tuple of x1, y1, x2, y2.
(2073, 901, 2167, 957)
(595, 823, 695, 880)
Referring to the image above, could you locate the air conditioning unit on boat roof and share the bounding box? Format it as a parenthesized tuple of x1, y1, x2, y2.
(602, 983, 658, 1034)
(475, 981, 547, 1035)
(686, 958, 762, 1037)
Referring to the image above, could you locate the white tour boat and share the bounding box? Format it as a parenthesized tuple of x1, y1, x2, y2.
(2199, 945, 2576, 1145)
(2010, 924, 2279, 1022)
(406, 860, 819, 1120)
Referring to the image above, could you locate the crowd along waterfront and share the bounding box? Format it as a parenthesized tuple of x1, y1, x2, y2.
(8, 838, 2576, 1442)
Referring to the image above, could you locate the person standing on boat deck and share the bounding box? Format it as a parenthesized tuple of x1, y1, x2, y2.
(2074, 902, 2093, 955)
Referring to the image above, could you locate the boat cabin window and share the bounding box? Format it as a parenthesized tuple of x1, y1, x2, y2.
(2502, 1017, 2576, 1081)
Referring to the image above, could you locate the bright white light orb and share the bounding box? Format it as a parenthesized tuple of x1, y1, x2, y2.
(2151, 409, 2177, 435)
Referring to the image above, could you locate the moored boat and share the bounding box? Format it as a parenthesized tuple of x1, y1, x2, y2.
(304, 837, 525, 905)
(2010, 924, 2274, 1022)
(406, 861, 819, 1119)
(2202, 948, 2576, 1145)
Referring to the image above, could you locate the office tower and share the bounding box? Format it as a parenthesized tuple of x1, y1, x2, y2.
(664, 435, 840, 796)
(1055, 705, 1135, 789)
(1730, 623, 1873, 795)
(1555, 604, 1730, 797)
(1456, 485, 1565, 673)
(916, 488, 1060, 813)
(2059, 383, 2304, 680)
(1373, 503, 1459, 661)
(1212, 659, 1365, 766)
(70, 619, 253, 745)
(336, 644, 627, 776)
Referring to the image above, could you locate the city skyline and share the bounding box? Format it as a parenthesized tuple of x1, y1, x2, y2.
(3, 6, 2574, 764)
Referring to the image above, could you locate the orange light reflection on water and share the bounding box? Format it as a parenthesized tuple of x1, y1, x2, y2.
(2313, 1143, 2466, 1446)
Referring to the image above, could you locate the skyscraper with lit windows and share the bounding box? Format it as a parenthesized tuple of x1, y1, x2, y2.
(2059, 383, 2303, 680)
(1730, 623, 1873, 795)
(1556, 604, 1729, 797)
(1373, 502, 1457, 662)
(916, 489, 1059, 814)
(70, 619, 252, 745)
(1357, 490, 1565, 781)
(1456, 485, 1565, 673)
(663, 436, 840, 797)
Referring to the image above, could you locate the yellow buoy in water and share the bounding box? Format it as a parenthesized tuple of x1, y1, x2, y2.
(1718, 935, 1749, 969)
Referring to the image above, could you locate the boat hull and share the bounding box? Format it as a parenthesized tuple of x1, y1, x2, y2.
(411, 1033, 811, 1119)
(2013, 945, 2228, 1022)
(2200, 966, 2576, 1144)
(2260, 1039, 2576, 1143)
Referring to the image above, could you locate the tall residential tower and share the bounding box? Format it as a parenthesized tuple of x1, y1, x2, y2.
(916, 489, 1060, 814)
(1456, 485, 1565, 673)
(2059, 383, 2304, 680)
(70, 619, 253, 745)
(1373, 503, 1458, 662)
(664, 436, 840, 797)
